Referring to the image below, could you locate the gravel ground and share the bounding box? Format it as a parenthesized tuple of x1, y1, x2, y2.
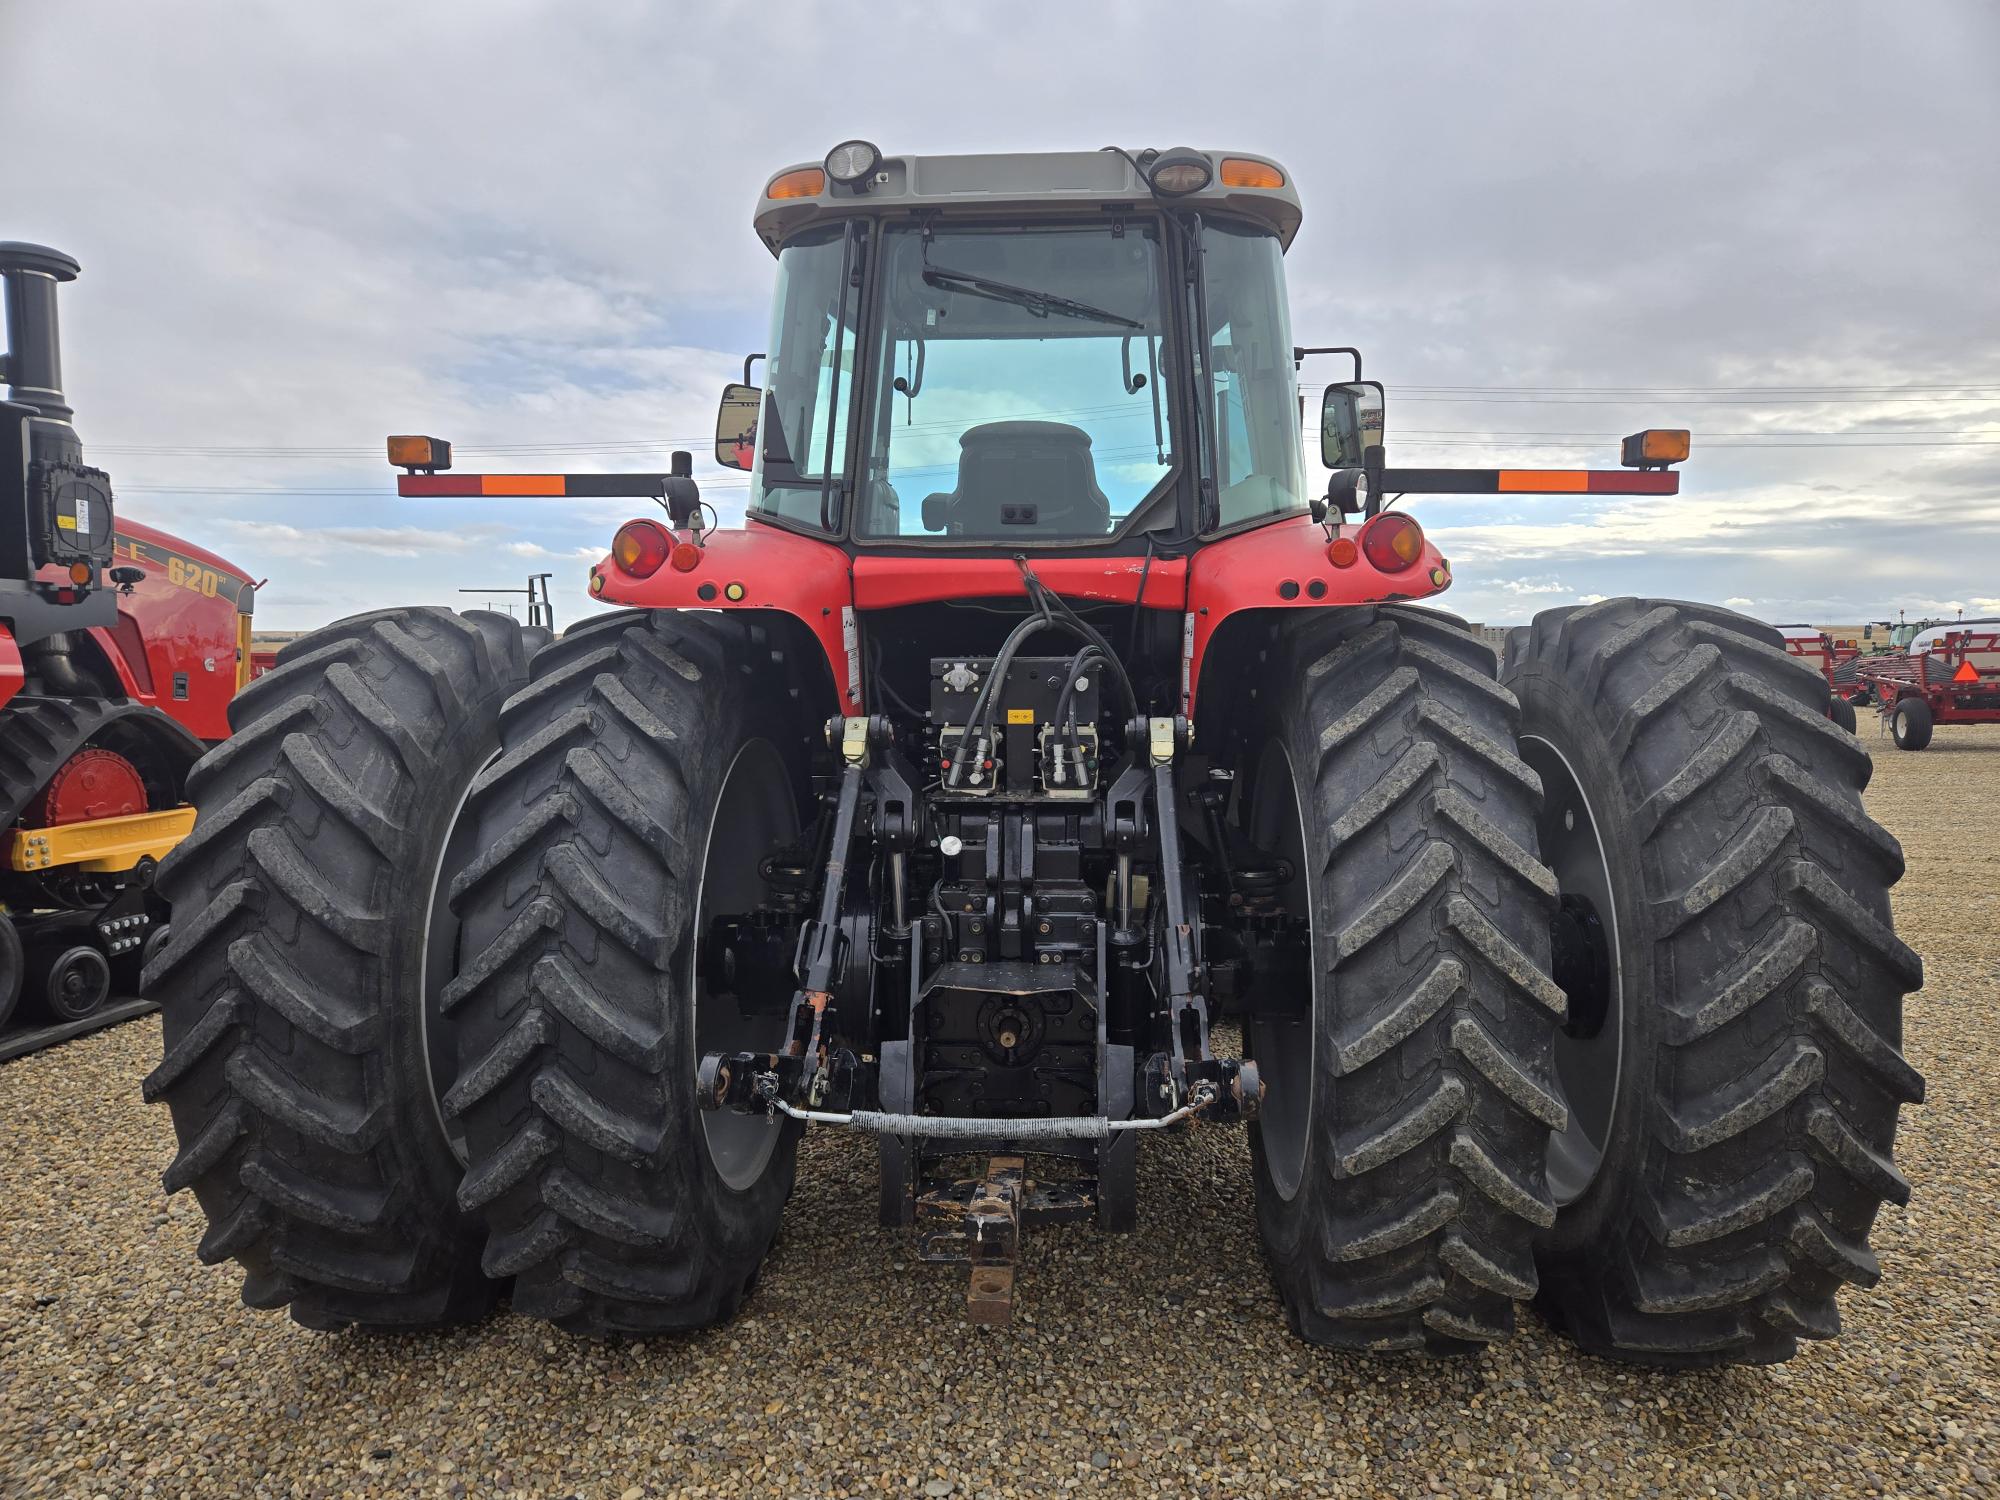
(3, 725, 1997, 1499)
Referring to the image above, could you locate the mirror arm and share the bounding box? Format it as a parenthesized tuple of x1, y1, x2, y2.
(1294, 345, 1363, 379)
(743, 352, 766, 386)
(892, 338, 926, 403)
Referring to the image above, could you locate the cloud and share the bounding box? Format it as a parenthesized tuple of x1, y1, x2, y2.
(4, 3, 1997, 630)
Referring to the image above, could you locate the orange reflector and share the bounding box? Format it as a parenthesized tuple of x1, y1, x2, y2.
(67, 561, 92, 586)
(481, 474, 563, 496)
(1219, 157, 1285, 189)
(1498, 470, 1589, 493)
(1326, 536, 1359, 568)
(766, 167, 826, 200)
(669, 540, 702, 573)
(1954, 659, 1980, 683)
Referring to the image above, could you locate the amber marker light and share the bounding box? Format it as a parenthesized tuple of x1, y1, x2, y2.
(1219, 158, 1285, 189)
(766, 167, 826, 200)
(612, 520, 670, 578)
(386, 435, 451, 471)
(669, 540, 703, 573)
(67, 561, 92, 585)
(1620, 428, 1692, 468)
(1326, 536, 1359, 568)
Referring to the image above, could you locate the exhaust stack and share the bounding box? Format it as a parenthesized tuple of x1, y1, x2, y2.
(1, 242, 83, 450)
(1, 242, 115, 639)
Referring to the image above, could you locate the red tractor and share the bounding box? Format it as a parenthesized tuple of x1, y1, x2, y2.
(148, 146, 1919, 1367)
(1, 243, 258, 1038)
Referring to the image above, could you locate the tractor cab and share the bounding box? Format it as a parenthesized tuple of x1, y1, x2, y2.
(713, 145, 1313, 549)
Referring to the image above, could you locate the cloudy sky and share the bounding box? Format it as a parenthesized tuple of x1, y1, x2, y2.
(5, 2, 1997, 631)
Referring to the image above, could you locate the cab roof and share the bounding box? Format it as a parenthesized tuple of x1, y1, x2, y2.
(753, 147, 1303, 254)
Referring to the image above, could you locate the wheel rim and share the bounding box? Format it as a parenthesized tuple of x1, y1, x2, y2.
(1521, 735, 1623, 1209)
(419, 768, 489, 1167)
(695, 739, 798, 1192)
(1243, 737, 1314, 1202)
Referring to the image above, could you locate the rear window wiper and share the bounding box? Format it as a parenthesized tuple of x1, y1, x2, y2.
(921, 264, 1143, 330)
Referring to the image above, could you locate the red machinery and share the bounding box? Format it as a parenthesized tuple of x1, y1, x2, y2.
(2, 243, 256, 1037)
(1858, 621, 2000, 749)
(1776, 623, 1860, 730)
(146, 145, 1914, 1371)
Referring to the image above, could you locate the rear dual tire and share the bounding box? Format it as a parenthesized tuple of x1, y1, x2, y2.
(1504, 599, 1922, 1365)
(145, 607, 529, 1329)
(1244, 607, 1564, 1353)
(442, 610, 809, 1336)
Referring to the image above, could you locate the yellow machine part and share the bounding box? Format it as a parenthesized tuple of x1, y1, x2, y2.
(236, 610, 255, 692)
(10, 806, 198, 874)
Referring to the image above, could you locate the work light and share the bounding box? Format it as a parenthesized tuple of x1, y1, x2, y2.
(825, 140, 882, 185)
(1147, 148, 1212, 197)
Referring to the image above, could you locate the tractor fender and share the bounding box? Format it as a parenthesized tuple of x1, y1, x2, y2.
(1183, 514, 1449, 715)
(591, 521, 860, 712)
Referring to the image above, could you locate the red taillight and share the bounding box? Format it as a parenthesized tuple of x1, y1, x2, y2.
(669, 540, 703, 573)
(1359, 513, 1425, 573)
(612, 520, 671, 577)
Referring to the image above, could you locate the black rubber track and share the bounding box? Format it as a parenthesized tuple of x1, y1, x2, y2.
(1505, 599, 1923, 1365)
(442, 609, 808, 1337)
(1247, 606, 1564, 1353)
(142, 607, 529, 1329)
(0, 914, 22, 1033)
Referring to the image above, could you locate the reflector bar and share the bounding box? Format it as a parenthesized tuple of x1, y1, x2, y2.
(1381, 468, 1679, 496)
(399, 473, 669, 499)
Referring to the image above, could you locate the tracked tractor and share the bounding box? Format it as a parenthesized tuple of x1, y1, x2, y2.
(1, 243, 259, 1040)
(146, 146, 1921, 1365)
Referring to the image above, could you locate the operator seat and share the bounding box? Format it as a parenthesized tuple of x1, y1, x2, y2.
(921, 421, 1112, 535)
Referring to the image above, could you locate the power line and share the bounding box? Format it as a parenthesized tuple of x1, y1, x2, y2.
(85, 380, 2000, 460)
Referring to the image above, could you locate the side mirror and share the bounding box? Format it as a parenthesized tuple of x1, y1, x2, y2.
(715, 382, 762, 471)
(1320, 380, 1385, 471)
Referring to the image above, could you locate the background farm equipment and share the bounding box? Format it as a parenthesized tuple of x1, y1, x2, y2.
(1, 242, 257, 1051)
(1777, 623, 1860, 730)
(146, 144, 1920, 1368)
(1858, 620, 2000, 749)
